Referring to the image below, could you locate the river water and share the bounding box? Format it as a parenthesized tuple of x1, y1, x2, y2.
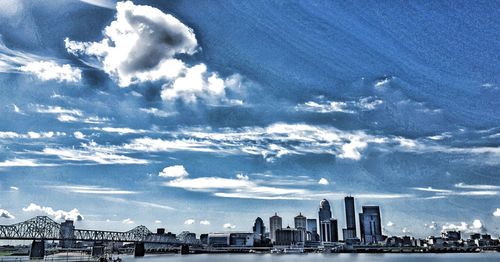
(120, 253, 500, 261)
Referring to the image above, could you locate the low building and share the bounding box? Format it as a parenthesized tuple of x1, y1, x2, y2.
(207, 233, 254, 247)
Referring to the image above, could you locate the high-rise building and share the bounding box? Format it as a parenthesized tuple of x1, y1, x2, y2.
(318, 199, 332, 243)
(269, 213, 282, 243)
(306, 218, 318, 241)
(330, 218, 338, 242)
(359, 206, 383, 244)
(275, 226, 305, 246)
(253, 217, 266, 240)
(343, 196, 357, 240)
(294, 213, 307, 229)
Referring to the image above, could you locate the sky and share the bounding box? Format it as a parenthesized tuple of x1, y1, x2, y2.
(0, 0, 499, 239)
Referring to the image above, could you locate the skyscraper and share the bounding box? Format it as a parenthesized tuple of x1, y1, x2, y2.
(269, 213, 282, 243)
(343, 196, 357, 240)
(330, 218, 338, 242)
(359, 206, 383, 244)
(294, 213, 307, 229)
(252, 217, 266, 240)
(318, 199, 332, 243)
(306, 218, 318, 241)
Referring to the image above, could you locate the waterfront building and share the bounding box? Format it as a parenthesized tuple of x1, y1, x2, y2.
(442, 231, 461, 241)
(343, 196, 357, 240)
(208, 233, 230, 247)
(253, 217, 266, 241)
(178, 231, 197, 244)
(306, 218, 318, 241)
(359, 206, 383, 244)
(275, 226, 305, 246)
(269, 213, 282, 243)
(207, 233, 254, 247)
(294, 213, 307, 229)
(318, 199, 332, 243)
(330, 218, 339, 242)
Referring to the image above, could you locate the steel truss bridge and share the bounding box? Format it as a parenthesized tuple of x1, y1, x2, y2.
(0, 216, 177, 244)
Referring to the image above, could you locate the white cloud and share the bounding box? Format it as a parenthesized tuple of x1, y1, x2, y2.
(0, 209, 15, 219)
(122, 218, 134, 224)
(79, 0, 116, 9)
(22, 203, 84, 221)
(223, 223, 236, 229)
(493, 208, 500, 217)
(140, 108, 176, 118)
(296, 97, 383, 114)
(184, 219, 195, 225)
(49, 185, 137, 195)
(0, 130, 64, 140)
(98, 127, 147, 135)
(155, 220, 162, 224)
(42, 142, 149, 165)
(411, 187, 453, 193)
(454, 182, 500, 190)
(402, 227, 410, 234)
(441, 219, 484, 233)
(19, 61, 81, 83)
(386, 221, 394, 227)
(34, 105, 109, 124)
(9, 186, 18, 191)
(0, 159, 53, 167)
(74, 131, 86, 140)
(318, 178, 329, 185)
(159, 165, 189, 179)
(200, 220, 210, 225)
(65, 1, 239, 103)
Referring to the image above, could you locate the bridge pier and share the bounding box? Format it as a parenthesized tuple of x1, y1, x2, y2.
(180, 244, 189, 255)
(134, 242, 145, 257)
(29, 240, 45, 259)
(92, 241, 105, 257)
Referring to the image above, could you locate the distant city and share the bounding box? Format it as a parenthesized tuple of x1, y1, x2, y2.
(1, 196, 499, 258)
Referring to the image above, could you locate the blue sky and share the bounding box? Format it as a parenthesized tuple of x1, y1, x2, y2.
(0, 0, 499, 238)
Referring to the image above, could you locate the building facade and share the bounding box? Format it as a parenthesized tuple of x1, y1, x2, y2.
(318, 199, 332, 243)
(306, 218, 318, 241)
(359, 206, 383, 244)
(253, 217, 266, 241)
(275, 226, 305, 246)
(269, 213, 282, 243)
(330, 218, 339, 242)
(343, 196, 357, 240)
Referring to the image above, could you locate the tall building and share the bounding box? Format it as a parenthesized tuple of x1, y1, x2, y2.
(275, 226, 305, 246)
(294, 213, 307, 229)
(306, 218, 318, 241)
(343, 196, 357, 240)
(269, 213, 282, 243)
(330, 218, 338, 242)
(359, 206, 383, 244)
(318, 199, 332, 243)
(253, 217, 266, 240)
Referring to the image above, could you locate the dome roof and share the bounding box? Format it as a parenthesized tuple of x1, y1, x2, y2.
(319, 199, 330, 208)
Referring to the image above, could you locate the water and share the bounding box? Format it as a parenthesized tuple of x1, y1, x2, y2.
(121, 253, 500, 262)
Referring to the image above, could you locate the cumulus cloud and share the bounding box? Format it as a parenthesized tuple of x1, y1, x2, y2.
(66, 1, 239, 103)
(200, 220, 210, 225)
(318, 178, 329, 185)
(22, 203, 84, 221)
(159, 165, 189, 179)
(493, 208, 500, 217)
(184, 219, 195, 225)
(223, 223, 236, 229)
(0, 130, 65, 140)
(441, 219, 485, 233)
(386, 221, 395, 227)
(155, 220, 162, 224)
(74, 131, 86, 140)
(0, 209, 15, 219)
(19, 61, 81, 83)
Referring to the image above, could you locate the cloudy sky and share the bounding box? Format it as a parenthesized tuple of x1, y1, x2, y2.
(0, 0, 499, 238)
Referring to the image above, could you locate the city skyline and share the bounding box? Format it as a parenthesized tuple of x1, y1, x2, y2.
(1, 0, 499, 240)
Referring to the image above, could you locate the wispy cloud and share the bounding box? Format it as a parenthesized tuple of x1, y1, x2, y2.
(48, 184, 138, 195)
(295, 96, 383, 114)
(0, 158, 55, 167)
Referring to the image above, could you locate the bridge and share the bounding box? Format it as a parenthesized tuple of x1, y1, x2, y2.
(0, 216, 187, 259)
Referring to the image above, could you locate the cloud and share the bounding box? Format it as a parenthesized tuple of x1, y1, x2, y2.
(49, 184, 137, 195)
(74, 131, 86, 140)
(0, 131, 65, 140)
(155, 220, 162, 224)
(223, 223, 236, 229)
(102, 197, 175, 211)
(318, 178, 329, 185)
(80, 0, 116, 9)
(65, 1, 240, 103)
(0, 159, 54, 167)
(296, 96, 383, 114)
(493, 208, 500, 217)
(97, 127, 147, 135)
(22, 203, 84, 221)
(42, 142, 149, 165)
(140, 108, 176, 118)
(10, 186, 18, 191)
(441, 219, 485, 233)
(386, 221, 394, 227)
(122, 218, 134, 224)
(411, 187, 453, 193)
(184, 219, 195, 225)
(159, 165, 189, 179)
(0, 209, 15, 219)
(33, 105, 109, 124)
(200, 220, 210, 225)
(19, 61, 81, 83)
(454, 182, 500, 190)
